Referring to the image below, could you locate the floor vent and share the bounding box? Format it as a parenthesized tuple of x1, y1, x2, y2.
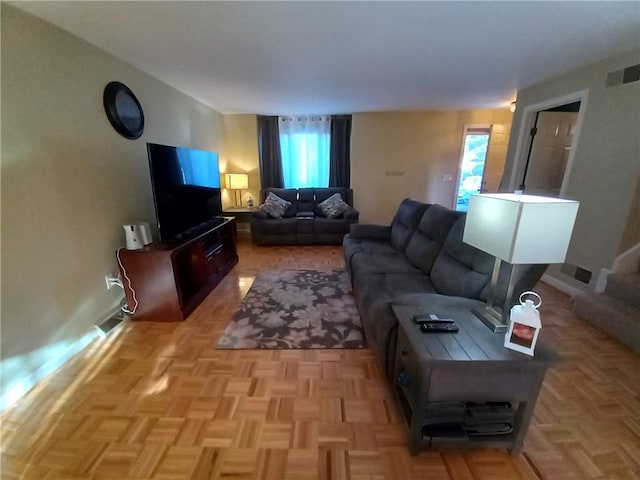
(606, 64, 640, 87)
(95, 310, 126, 337)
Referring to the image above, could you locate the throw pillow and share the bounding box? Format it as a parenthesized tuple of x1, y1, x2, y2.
(318, 193, 350, 219)
(260, 192, 292, 219)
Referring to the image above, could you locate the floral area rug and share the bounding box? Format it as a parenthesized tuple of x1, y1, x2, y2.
(216, 269, 366, 349)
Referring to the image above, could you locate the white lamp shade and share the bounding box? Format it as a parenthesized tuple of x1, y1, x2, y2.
(463, 193, 579, 264)
(225, 173, 248, 190)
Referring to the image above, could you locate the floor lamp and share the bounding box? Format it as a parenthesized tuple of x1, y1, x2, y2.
(225, 173, 249, 207)
(462, 193, 580, 333)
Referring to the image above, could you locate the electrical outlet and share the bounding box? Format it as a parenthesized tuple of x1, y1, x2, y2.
(104, 274, 119, 290)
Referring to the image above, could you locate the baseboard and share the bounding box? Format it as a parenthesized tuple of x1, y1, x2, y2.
(541, 273, 584, 299)
(0, 329, 98, 412)
(0, 304, 128, 412)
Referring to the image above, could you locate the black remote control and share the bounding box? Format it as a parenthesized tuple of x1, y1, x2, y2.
(413, 314, 455, 324)
(420, 321, 459, 333)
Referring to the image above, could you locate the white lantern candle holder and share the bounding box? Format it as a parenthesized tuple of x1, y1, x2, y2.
(504, 291, 542, 356)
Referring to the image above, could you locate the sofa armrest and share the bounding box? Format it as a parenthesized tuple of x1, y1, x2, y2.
(342, 207, 359, 221)
(349, 223, 391, 240)
(250, 207, 269, 220)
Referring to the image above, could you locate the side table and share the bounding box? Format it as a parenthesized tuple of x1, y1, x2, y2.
(392, 303, 558, 455)
(223, 207, 253, 235)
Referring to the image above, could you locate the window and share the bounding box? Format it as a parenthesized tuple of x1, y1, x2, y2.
(279, 116, 331, 188)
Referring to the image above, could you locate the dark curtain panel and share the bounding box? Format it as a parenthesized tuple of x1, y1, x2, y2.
(257, 115, 284, 189)
(329, 115, 352, 188)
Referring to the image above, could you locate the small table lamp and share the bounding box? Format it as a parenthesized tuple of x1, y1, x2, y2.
(225, 173, 249, 207)
(463, 193, 579, 332)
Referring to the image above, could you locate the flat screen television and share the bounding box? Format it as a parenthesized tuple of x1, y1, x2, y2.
(147, 142, 223, 242)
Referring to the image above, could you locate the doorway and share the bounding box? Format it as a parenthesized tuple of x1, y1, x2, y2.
(506, 91, 587, 195)
(455, 126, 491, 211)
(455, 124, 511, 211)
(520, 102, 581, 196)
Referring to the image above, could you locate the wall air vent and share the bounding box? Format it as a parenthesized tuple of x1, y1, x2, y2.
(574, 266, 592, 284)
(95, 310, 126, 337)
(606, 64, 640, 87)
(560, 263, 592, 284)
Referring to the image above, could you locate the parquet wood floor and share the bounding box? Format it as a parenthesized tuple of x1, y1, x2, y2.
(2, 237, 639, 479)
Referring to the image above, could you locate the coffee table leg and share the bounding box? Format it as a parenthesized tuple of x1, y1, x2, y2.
(510, 370, 547, 455)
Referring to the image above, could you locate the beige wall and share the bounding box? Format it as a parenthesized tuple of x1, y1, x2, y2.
(351, 110, 513, 224)
(1, 6, 226, 405)
(502, 49, 640, 290)
(221, 115, 260, 208)
(0, 6, 517, 406)
(218, 110, 513, 223)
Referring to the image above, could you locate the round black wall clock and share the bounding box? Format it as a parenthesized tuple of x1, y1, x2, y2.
(103, 81, 145, 139)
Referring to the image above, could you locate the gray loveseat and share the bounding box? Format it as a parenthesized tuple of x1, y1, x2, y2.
(343, 198, 547, 380)
(251, 187, 359, 245)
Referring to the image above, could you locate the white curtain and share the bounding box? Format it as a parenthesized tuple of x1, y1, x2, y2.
(279, 115, 331, 188)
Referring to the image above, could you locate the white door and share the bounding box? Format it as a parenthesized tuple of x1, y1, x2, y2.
(524, 111, 578, 196)
(481, 124, 511, 193)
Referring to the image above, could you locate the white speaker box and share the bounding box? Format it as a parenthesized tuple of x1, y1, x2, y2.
(123, 222, 152, 250)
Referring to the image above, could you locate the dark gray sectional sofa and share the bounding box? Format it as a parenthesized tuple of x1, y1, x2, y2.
(251, 187, 359, 245)
(343, 198, 547, 380)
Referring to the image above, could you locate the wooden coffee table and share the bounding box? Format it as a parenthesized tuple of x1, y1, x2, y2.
(392, 303, 558, 455)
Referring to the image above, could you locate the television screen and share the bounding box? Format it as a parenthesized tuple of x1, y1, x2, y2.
(147, 143, 223, 241)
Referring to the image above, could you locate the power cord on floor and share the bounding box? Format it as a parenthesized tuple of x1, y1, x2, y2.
(116, 248, 139, 315)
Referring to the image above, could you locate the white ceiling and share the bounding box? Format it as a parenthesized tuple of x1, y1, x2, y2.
(11, 1, 640, 115)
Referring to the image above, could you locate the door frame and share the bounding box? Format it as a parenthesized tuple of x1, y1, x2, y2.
(505, 89, 589, 196)
(454, 124, 492, 210)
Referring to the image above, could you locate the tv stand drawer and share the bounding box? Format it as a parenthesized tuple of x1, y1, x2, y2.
(205, 244, 224, 277)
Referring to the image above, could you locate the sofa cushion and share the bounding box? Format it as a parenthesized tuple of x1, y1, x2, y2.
(348, 224, 391, 241)
(405, 205, 463, 274)
(430, 216, 494, 299)
(393, 292, 487, 311)
(351, 250, 421, 279)
(264, 188, 298, 217)
(252, 216, 297, 234)
(389, 199, 430, 253)
(345, 237, 397, 256)
(315, 188, 349, 215)
(375, 273, 437, 299)
(318, 193, 351, 218)
(313, 216, 351, 234)
(344, 236, 394, 272)
(260, 192, 293, 218)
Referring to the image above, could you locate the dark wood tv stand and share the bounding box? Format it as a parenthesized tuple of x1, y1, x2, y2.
(116, 217, 238, 322)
